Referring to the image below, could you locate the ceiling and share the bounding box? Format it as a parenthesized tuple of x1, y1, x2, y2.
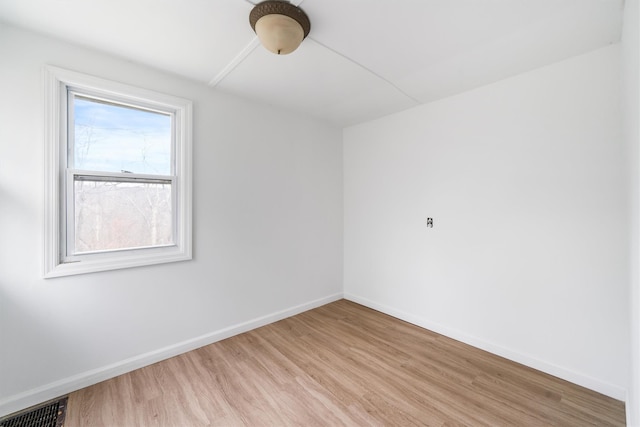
(0, 0, 624, 127)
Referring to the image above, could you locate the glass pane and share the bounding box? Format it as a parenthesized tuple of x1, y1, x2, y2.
(74, 179, 173, 253)
(72, 96, 172, 175)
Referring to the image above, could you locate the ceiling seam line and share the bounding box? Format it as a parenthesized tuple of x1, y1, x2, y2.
(309, 37, 422, 105)
(209, 38, 260, 87)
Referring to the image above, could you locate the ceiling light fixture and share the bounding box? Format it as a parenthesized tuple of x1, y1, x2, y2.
(249, 1, 310, 55)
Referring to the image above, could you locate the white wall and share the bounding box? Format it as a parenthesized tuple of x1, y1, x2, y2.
(0, 24, 343, 416)
(622, 0, 640, 424)
(344, 45, 629, 399)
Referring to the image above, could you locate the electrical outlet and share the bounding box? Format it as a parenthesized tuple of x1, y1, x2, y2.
(427, 218, 433, 228)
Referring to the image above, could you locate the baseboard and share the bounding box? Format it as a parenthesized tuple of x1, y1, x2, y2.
(344, 293, 627, 402)
(626, 392, 633, 427)
(0, 292, 343, 418)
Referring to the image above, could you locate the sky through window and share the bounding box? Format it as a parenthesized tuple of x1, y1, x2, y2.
(73, 96, 172, 175)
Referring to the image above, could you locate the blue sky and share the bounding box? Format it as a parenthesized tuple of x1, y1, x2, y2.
(73, 96, 172, 175)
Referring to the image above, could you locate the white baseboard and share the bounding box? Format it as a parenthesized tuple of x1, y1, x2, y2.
(0, 292, 343, 418)
(627, 392, 634, 427)
(344, 293, 627, 402)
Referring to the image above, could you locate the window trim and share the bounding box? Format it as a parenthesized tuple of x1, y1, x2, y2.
(43, 66, 192, 278)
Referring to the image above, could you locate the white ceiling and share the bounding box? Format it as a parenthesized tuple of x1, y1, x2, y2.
(0, 0, 624, 127)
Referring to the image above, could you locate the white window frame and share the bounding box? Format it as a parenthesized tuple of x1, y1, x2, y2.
(43, 66, 192, 278)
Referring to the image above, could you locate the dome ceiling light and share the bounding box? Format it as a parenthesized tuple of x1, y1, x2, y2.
(249, 1, 311, 55)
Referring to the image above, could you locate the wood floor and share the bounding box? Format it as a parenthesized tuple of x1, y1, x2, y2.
(65, 300, 625, 426)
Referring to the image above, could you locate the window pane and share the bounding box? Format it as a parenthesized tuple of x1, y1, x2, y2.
(74, 179, 173, 253)
(72, 96, 172, 174)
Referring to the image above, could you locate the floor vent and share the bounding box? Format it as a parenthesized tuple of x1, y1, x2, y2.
(0, 397, 67, 427)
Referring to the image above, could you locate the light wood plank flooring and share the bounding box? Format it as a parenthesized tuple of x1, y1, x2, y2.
(65, 300, 625, 426)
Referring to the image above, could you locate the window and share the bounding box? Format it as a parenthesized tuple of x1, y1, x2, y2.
(44, 66, 192, 277)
